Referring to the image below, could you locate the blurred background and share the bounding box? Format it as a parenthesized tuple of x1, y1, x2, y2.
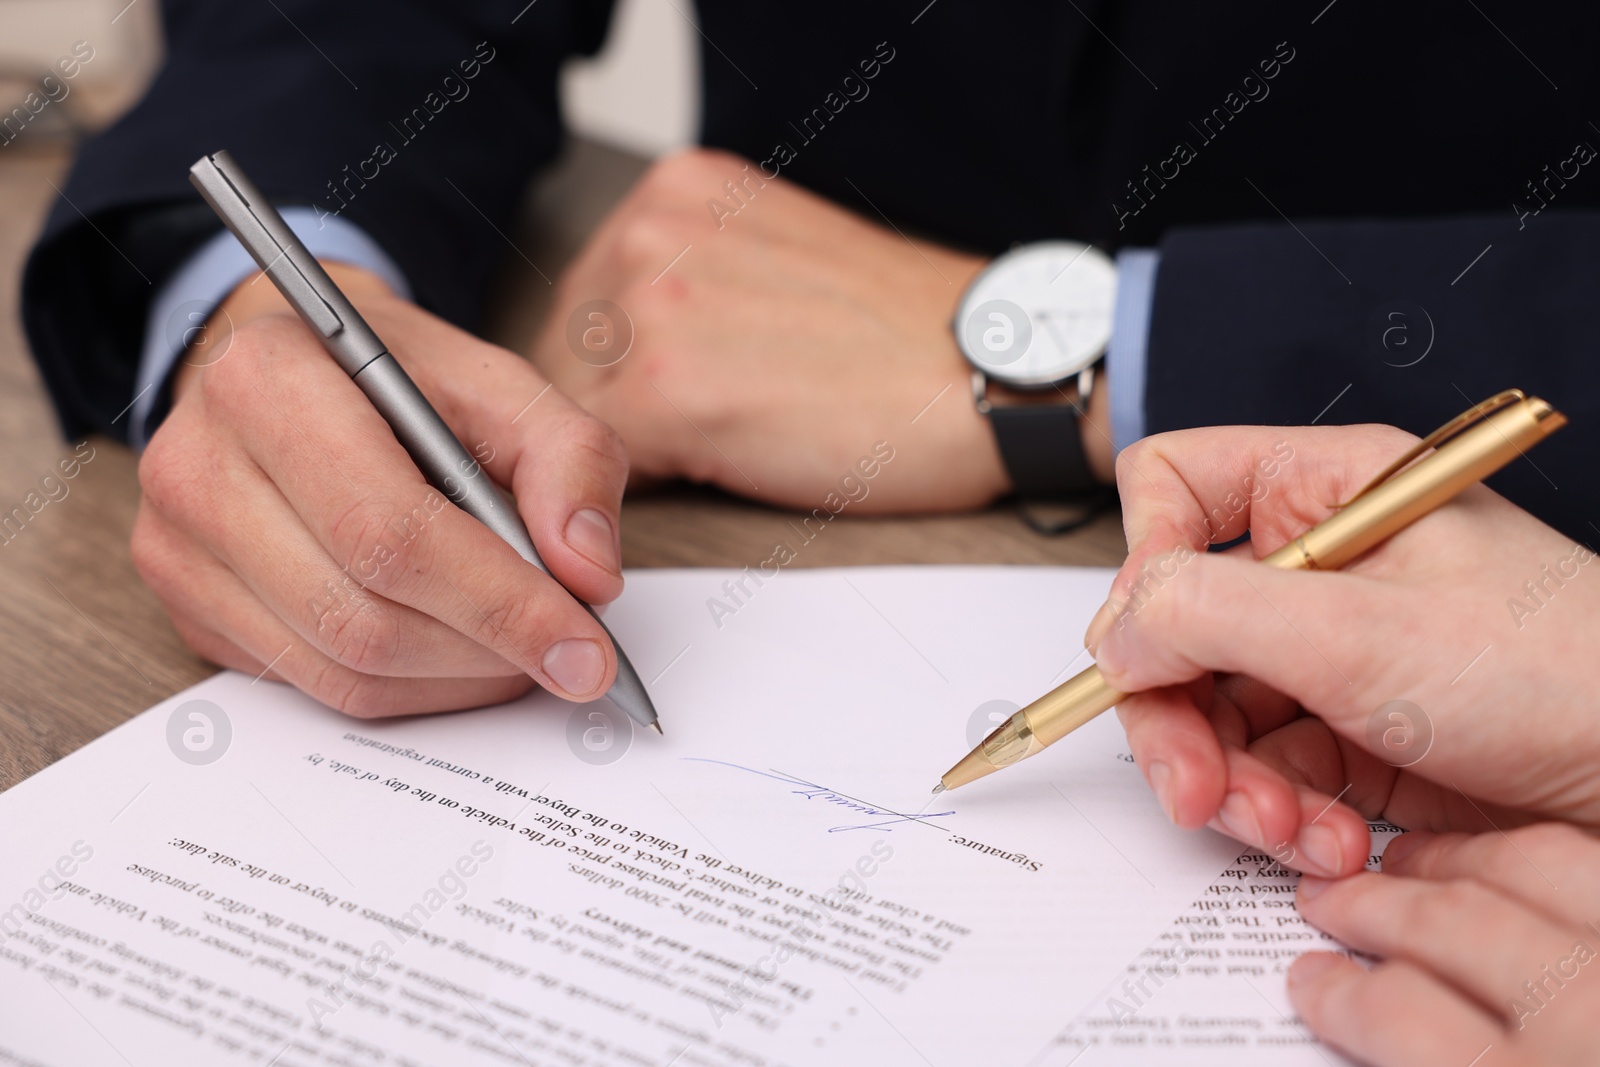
(0, 0, 699, 155)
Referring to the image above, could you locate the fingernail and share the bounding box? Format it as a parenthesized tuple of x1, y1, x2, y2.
(1095, 627, 1126, 676)
(1215, 791, 1263, 847)
(565, 508, 621, 576)
(1298, 825, 1343, 876)
(1380, 832, 1429, 870)
(1148, 761, 1176, 824)
(1288, 951, 1339, 984)
(1297, 875, 1333, 901)
(542, 638, 607, 698)
(1084, 598, 1119, 653)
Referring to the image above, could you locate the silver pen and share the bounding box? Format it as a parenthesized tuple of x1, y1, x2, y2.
(189, 150, 660, 733)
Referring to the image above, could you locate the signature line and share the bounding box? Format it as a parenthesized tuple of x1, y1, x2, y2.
(684, 759, 955, 833)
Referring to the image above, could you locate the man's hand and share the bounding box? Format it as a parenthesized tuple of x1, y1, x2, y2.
(1080, 424, 1600, 877)
(531, 148, 1114, 512)
(132, 263, 631, 716)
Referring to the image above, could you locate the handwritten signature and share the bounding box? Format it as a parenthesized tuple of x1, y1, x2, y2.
(683, 759, 955, 833)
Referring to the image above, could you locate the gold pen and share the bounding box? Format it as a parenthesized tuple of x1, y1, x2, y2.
(935, 389, 1568, 794)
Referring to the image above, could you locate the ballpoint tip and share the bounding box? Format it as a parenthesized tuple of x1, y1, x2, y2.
(649, 722, 663, 736)
(930, 783, 946, 795)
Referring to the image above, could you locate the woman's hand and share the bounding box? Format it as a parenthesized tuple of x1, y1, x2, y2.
(1081, 423, 1600, 877)
(1290, 824, 1600, 1067)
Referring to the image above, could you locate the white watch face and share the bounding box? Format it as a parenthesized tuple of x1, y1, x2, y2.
(955, 241, 1117, 387)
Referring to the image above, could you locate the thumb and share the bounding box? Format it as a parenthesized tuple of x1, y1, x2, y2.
(1085, 538, 1199, 653)
(1093, 550, 1377, 715)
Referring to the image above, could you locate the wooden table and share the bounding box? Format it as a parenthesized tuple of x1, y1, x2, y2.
(0, 139, 1126, 792)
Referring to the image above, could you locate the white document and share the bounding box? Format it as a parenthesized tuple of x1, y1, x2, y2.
(1043, 827, 1397, 1065)
(0, 566, 1338, 1067)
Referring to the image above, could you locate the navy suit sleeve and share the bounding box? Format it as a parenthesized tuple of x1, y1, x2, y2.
(1143, 212, 1600, 544)
(21, 0, 611, 442)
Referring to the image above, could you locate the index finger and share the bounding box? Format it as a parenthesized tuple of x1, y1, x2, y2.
(1119, 423, 1419, 554)
(212, 316, 619, 702)
(1085, 424, 1417, 651)
(1382, 824, 1600, 929)
(379, 303, 630, 609)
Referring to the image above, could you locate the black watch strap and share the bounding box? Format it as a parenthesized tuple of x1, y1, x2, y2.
(988, 400, 1095, 498)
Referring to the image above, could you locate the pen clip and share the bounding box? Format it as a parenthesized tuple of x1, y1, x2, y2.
(194, 152, 345, 338)
(1335, 389, 1528, 508)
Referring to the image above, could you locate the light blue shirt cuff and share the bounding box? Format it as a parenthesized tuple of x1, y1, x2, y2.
(130, 209, 412, 449)
(1106, 247, 1159, 455)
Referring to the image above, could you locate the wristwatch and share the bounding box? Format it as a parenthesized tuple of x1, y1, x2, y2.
(953, 241, 1117, 497)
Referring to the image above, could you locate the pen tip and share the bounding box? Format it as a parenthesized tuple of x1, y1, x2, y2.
(649, 722, 663, 736)
(930, 784, 946, 795)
